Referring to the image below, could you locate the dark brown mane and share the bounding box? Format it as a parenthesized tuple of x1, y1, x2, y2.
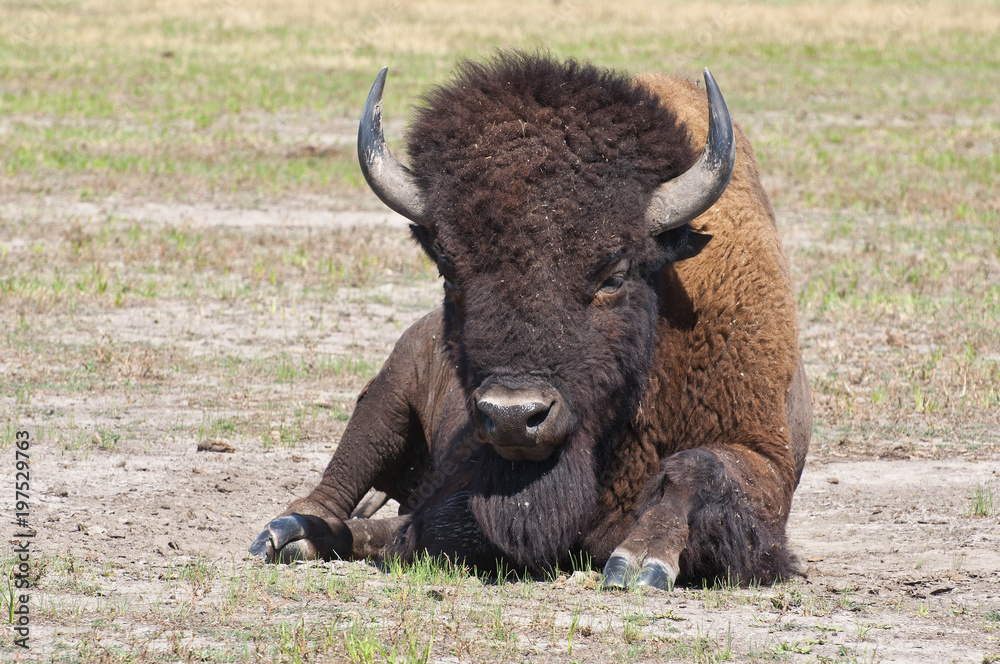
(406, 51, 696, 242)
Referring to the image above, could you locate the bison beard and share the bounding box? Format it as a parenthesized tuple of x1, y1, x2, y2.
(468, 433, 599, 573)
(456, 292, 659, 573)
(388, 431, 602, 575)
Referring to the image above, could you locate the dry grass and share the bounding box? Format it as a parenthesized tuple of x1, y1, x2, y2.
(788, 209, 1000, 457)
(7, 1, 999, 50)
(3, 1, 998, 204)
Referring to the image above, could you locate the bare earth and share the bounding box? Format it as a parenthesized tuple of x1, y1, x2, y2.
(6, 197, 1000, 663)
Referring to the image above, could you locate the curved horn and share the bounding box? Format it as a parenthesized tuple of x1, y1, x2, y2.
(646, 68, 736, 236)
(358, 67, 426, 223)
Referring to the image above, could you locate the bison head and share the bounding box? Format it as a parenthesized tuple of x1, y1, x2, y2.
(358, 53, 734, 566)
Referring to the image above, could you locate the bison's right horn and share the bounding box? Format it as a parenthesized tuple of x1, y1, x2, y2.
(358, 67, 427, 224)
(646, 68, 736, 236)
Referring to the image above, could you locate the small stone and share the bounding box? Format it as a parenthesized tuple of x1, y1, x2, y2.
(568, 570, 601, 589)
(197, 439, 236, 453)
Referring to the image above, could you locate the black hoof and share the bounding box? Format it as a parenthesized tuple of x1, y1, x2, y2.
(248, 515, 313, 563)
(271, 538, 314, 563)
(637, 559, 677, 591)
(249, 529, 271, 558)
(601, 553, 640, 590)
(268, 515, 310, 546)
(250, 514, 350, 563)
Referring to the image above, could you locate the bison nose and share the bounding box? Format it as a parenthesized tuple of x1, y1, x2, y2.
(477, 399, 551, 445)
(474, 383, 571, 460)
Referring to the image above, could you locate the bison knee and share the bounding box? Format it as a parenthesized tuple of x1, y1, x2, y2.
(660, 449, 798, 585)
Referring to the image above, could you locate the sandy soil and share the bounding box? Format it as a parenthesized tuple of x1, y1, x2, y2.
(27, 446, 1000, 662)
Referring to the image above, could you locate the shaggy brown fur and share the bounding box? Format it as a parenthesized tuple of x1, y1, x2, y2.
(254, 52, 811, 586)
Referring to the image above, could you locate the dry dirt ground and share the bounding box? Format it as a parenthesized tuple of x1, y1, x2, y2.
(4, 197, 1000, 663)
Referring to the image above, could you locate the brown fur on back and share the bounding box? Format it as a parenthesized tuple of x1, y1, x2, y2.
(640, 73, 799, 483)
(584, 74, 803, 580)
(637, 72, 798, 461)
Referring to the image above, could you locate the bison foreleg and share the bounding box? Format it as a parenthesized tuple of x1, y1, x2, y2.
(250, 513, 411, 563)
(602, 482, 692, 590)
(249, 313, 453, 564)
(602, 447, 796, 590)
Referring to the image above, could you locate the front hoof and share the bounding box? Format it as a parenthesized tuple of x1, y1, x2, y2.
(250, 529, 272, 559)
(637, 558, 678, 591)
(249, 514, 351, 563)
(269, 537, 319, 563)
(267, 515, 311, 549)
(601, 552, 640, 590)
(248, 515, 322, 563)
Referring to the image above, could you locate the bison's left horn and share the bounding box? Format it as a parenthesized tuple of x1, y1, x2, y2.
(646, 69, 736, 236)
(358, 67, 427, 224)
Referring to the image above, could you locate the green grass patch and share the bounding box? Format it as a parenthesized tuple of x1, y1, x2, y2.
(222, 352, 381, 385)
(967, 482, 996, 518)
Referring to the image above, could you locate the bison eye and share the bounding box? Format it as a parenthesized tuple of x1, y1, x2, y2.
(593, 273, 626, 302)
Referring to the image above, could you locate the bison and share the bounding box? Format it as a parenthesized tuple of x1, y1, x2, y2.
(251, 52, 811, 590)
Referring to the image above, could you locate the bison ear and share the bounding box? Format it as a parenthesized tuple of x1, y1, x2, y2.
(657, 225, 712, 263)
(409, 224, 439, 263)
